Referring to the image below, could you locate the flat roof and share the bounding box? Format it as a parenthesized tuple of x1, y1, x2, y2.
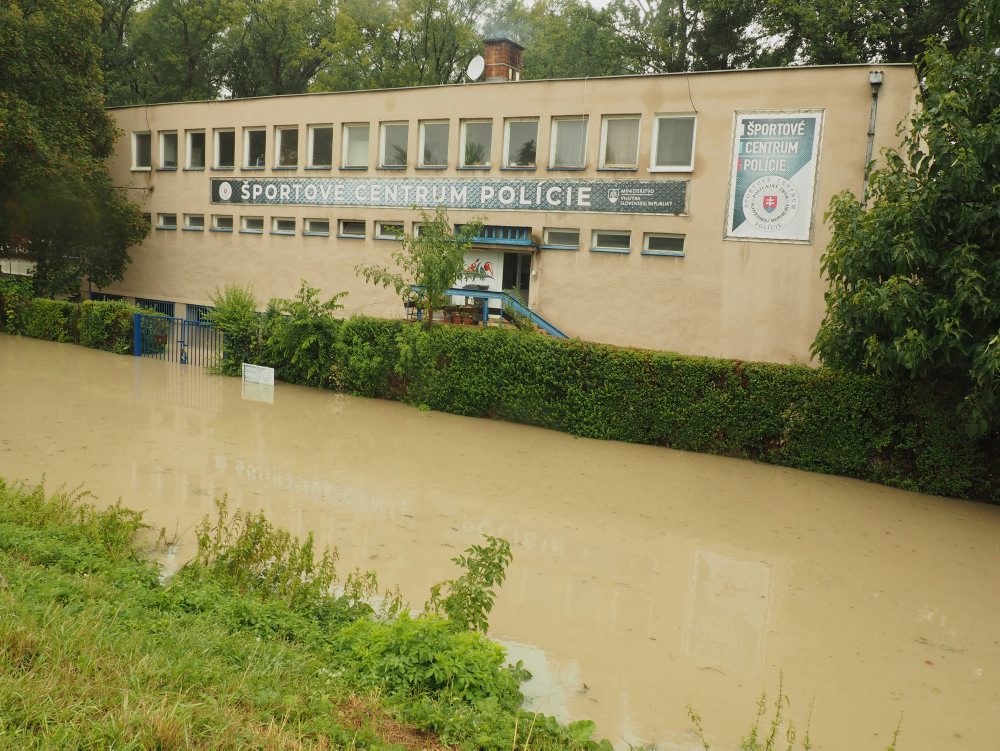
(106, 62, 915, 111)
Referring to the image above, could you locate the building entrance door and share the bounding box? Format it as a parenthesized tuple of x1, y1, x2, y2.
(502, 252, 531, 303)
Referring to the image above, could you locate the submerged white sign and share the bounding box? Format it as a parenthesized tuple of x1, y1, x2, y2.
(725, 111, 823, 242)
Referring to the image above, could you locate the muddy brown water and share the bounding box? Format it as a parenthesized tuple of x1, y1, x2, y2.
(2, 335, 998, 750)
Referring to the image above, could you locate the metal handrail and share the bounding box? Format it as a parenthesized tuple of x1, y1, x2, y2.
(408, 286, 569, 339)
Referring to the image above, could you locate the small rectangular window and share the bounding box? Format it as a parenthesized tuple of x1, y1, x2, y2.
(304, 218, 330, 235)
(600, 116, 640, 169)
(142, 212, 152, 225)
(375, 221, 404, 239)
(241, 216, 264, 234)
(244, 127, 266, 168)
(504, 119, 537, 168)
(271, 217, 295, 235)
(132, 132, 151, 169)
(159, 131, 178, 169)
(551, 117, 588, 168)
(212, 215, 233, 231)
(413, 222, 427, 237)
(183, 214, 205, 231)
(275, 127, 298, 167)
(380, 122, 408, 167)
(136, 298, 175, 317)
(186, 130, 206, 169)
(652, 115, 696, 171)
(591, 230, 631, 252)
(185, 304, 213, 322)
(419, 121, 449, 167)
(308, 125, 333, 168)
(339, 219, 366, 237)
(214, 129, 235, 168)
(543, 228, 580, 248)
(343, 123, 369, 168)
(461, 120, 492, 167)
(156, 213, 177, 229)
(642, 233, 685, 256)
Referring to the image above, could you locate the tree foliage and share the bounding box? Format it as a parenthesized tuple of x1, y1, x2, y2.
(813, 0, 1000, 436)
(0, 0, 147, 297)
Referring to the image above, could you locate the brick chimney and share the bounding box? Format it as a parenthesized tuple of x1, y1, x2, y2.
(483, 38, 524, 82)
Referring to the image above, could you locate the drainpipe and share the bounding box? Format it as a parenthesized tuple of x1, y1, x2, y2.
(863, 70, 884, 206)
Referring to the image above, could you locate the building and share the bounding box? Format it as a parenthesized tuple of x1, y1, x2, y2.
(104, 41, 916, 363)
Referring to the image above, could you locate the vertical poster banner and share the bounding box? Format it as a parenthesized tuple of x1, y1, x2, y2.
(725, 111, 823, 242)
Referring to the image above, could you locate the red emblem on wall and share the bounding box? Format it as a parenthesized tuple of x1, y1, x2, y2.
(762, 195, 779, 212)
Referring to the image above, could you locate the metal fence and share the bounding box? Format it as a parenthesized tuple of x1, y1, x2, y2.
(133, 313, 223, 367)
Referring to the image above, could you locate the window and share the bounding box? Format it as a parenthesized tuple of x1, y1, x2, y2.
(185, 304, 213, 322)
(183, 214, 205, 231)
(186, 130, 206, 169)
(651, 115, 696, 171)
(132, 132, 151, 170)
(136, 298, 175, 317)
(271, 217, 295, 235)
(600, 116, 640, 169)
(214, 129, 235, 168)
(304, 218, 330, 235)
(244, 127, 266, 168)
(211, 215, 233, 232)
(308, 125, 333, 168)
(159, 131, 178, 169)
(550, 117, 588, 168)
(412, 222, 427, 237)
(375, 221, 403, 239)
(343, 124, 369, 168)
(380, 122, 408, 167)
(419, 121, 449, 167)
(339, 219, 365, 237)
(275, 127, 298, 167)
(156, 213, 177, 230)
(460, 120, 492, 167)
(591, 229, 631, 253)
(503, 119, 537, 168)
(642, 233, 685, 256)
(142, 212, 152, 225)
(241, 216, 264, 234)
(542, 228, 580, 248)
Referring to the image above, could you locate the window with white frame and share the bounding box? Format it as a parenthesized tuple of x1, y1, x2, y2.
(343, 124, 369, 168)
(271, 217, 295, 234)
(591, 229, 631, 252)
(275, 127, 298, 167)
(186, 130, 205, 169)
(241, 216, 264, 233)
(503, 119, 537, 168)
(214, 129, 235, 168)
(542, 228, 580, 248)
(156, 213, 177, 229)
(304, 218, 330, 235)
(380, 122, 408, 167)
(132, 132, 151, 170)
(460, 120, 492, 167)
(308, 125, 333, 168)
(212, 215, 233, 231)
(651, 114, 696, 171)
(244, 127, 266, 168)
(159, 131, 178, 169)
(375, 221, 404, 239)
(183, 214, 205, 231)
(339, 219, 366, 237)
(550, 117, 587, 168)
(642, 233, 685, 256)
(419, 121, 449, 167)
(600, 116, 640, 169)
(413, 222, 427, 237)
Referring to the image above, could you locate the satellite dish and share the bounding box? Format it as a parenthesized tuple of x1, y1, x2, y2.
(466, 55, 485, 81)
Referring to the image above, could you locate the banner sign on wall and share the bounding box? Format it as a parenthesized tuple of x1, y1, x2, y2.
(725, 111, 823, 242)
(211, 177, 687, 215)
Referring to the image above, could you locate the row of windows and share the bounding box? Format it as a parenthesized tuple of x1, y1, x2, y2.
(132, 114, 696, 174)
(150, 212, 684, 255)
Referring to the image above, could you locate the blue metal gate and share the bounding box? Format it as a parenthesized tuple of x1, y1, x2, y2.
(133, 313, 223, 367)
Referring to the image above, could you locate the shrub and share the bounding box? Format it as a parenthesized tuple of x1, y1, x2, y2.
(206, 285, 264, 375)
(21, 298, 79, 342)
(0, 276, 33, 334)
(79, 299, 137, 354)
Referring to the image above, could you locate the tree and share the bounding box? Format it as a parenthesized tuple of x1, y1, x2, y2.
(812, 0, 1000, 436)
(0, 0, 147, 298)
(355, 207, 484, 324)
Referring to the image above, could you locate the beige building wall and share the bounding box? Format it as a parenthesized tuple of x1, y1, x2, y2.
(105, 64, 916, 363)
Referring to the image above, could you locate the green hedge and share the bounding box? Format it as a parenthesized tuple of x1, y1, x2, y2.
(213, 308, 996, 502)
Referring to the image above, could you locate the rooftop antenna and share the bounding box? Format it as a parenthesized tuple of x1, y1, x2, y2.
(466, 55, 485, 82)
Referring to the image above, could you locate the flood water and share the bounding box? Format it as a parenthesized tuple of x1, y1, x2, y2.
(2, 334, 999, 750)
